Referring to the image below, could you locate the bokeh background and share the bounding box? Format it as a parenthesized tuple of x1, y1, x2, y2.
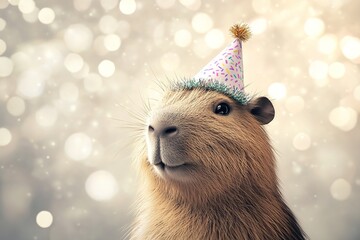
(0, 0, 359, 239)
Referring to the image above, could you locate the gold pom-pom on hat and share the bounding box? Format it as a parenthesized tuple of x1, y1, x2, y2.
(229, 23, 252, 42)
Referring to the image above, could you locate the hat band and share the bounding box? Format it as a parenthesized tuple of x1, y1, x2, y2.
(171, 78, 250, 105)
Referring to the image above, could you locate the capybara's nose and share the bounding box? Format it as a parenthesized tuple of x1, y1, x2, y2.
(148, 124, 178, 138)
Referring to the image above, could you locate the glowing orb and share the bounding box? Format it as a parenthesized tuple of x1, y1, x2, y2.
(64, 132, 93, 161)
(85, 170, 119, 201)
(36, 211, 53, 228)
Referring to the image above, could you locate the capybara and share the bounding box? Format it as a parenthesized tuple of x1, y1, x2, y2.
(130, 23, 306, 240)
(130, 87, 306, 240)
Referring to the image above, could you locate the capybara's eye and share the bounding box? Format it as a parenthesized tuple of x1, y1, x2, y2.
(214, 103, 231, 115)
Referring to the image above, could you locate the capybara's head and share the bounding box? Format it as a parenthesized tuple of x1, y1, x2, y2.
(137, 87, 276, 204)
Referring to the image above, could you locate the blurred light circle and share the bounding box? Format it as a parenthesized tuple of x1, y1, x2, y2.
(84, 73, 103, 92)
(0, 18, 6, 31)
(285, 96, 305, 114)
(317, 34, 337, 54)
(292, 161, 302, 174)
(22, 7, 39, 23)
(35, 105, 58, 127)
(119, 0, 136, 15)
(0, 39, 6, 55)
(179, 0, 195, 6)
(93, 36, 108, 55)
(64, 53, 84, 73)
(65, 132, 93, 161)
(205, 29, 224, 49)
(304, 17, 325, 37)
(328, 62, 345, 79)
(354, 85, 360, 101)
(98, 59, 115, 77)
(174, 29, 192, 48)
(328, 0, 346, 9)
(17, 70, 45, 98)
(59, 82, 79, 102)
(100, 0, 118, 11)
(293, 132, 311, 151)
(330, 178, 351, 201)
(85, 170, 119, 201)
(0, 0, 9, 9)
(18, 0, 35, 14)
(252, 0, 271, 14)
(36, 211, 53, 228)
(179, 0, 201, 10)
(73, 62, 90, 79)
(11, 51, 31, 72)
(6, 96, 26, 116)
(160, 52, 180, 71)
(38, 7, 55, 24)
(156, 0, 176, 9)
(309, 60, 329, 83)
(74, 0, 92, 11)
(99, 15, 118, 34)
(64, 24, 93, 52)
(250, 18, 267, 35)
(315, 147, 354, 185)
(193, 38, 211, 58)
(192, 13, 213, 33)
(104, 34, 121, 51)
(8, 0, 20, 6)
(268, 82, 287, 100)
(0, 128, 12, 146)
(329, 106, 357, 131)
(340, 35, 360, 61)
(0, 57, 13, 77)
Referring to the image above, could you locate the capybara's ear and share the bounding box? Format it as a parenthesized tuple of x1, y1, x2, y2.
(248, 97, 275, 125)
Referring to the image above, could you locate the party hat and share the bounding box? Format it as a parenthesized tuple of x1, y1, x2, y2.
(173, 23, 252, 105)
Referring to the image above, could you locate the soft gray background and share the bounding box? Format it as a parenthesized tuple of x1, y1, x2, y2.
(0, 0, 359, 239)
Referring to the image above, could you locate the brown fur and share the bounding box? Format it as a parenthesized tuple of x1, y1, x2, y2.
(130, 88, 306, 240)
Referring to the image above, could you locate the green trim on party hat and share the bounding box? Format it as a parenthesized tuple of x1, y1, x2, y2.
(171, 78, 251, 105)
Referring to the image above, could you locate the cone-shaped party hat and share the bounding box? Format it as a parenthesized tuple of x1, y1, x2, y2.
(173, 23, 252, 105)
